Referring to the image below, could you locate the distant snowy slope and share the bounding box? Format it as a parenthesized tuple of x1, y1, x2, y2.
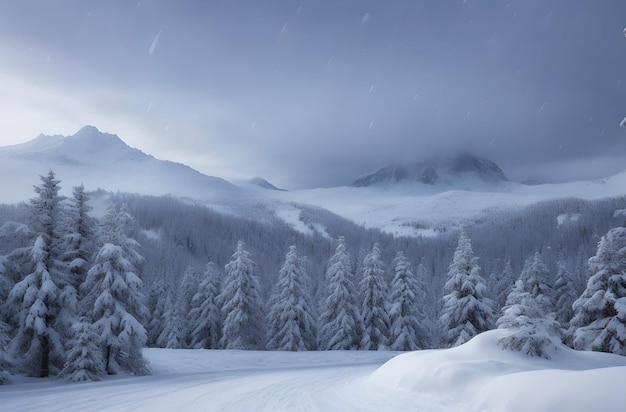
(270, 172, 626, 237)
(0, 126, 260, 216)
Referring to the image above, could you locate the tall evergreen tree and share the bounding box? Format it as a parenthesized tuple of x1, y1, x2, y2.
(506, 252, 554, 315)
(497, 253, 561, 359)
(81, 203, 149, 375)
(440, 232, 493, 348)
(156, 289, 185, 349)
(219, 241, 264, 349)
(59, 184, 98, 340)
(319, 237, 361, 350)
(492, 258, 515, 312)
(6, 171, 67, 377)
(179, 265, 201, 345)
(570, 222, 626, 355)
(189, 262, 222, 349)
(146, 280, 167, 347)
(554, 258, 578, 329)
(359, 243, 390, 350)
(0, 320, 13, 384)
(416, 258, 436, 346)
(388, 251, 426, 350)
(267, 246, 317, 351)
(62, 184, 97, 291)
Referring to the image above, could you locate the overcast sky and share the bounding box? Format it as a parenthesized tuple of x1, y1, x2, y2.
(0, 0, 625, 188)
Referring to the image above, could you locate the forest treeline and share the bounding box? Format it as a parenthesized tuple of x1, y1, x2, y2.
(1, 171, 625, 384)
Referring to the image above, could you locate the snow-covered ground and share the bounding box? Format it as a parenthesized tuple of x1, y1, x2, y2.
(2, 331, 625, 411)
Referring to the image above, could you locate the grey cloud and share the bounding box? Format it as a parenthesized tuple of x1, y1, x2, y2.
(0, 0, 625, 188)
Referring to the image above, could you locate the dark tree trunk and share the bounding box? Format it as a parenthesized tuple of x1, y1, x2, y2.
(106, 345, 111, 375)
(40, 336, 49, 378)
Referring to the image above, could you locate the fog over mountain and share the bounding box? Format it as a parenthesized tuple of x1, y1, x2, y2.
(352, 153, 508, 187)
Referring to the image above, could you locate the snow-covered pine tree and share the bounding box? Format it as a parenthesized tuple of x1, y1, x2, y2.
(570, 219, 626, 355)
(440, 232, 493, 348)
(62, 184, 97, 291)
(59, 184, 98, 339)
(0, 320, 13, 384)
(493, 258, 515, 312)
(218, 241, 264, 349)
(156, 289, 185, 349)
(58, 317, 105, 382)
(189, 262, 222, 349)
(359, 243, 390, 350)
(0, 261, 13, 354)
(497, 252, 561, 359)
(388, 251, 426, 351)
(178, 265, 201, 345)
(146, 280, 167, 347)
(318, 237, 360, 350)
(55, 187, 98, 357)
(267, 245, 317, 351)
(6, 236, 65, 377)
(81, 203, 149, 375)
(554, 258, 578, 329)
(0, 260, 12, 312)
(415, 258, 436, 347)
(6, 171, 67, 377)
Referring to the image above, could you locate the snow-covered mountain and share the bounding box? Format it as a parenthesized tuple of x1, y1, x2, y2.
(0, 126, 266, 217)
(2, 126, 626, 237)
(352, 153, 507, 188)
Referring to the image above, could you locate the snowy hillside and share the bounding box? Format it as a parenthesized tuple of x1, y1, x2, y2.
(2, 331, 625, 411)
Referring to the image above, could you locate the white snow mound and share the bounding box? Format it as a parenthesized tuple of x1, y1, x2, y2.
(370, 329, 626, 412)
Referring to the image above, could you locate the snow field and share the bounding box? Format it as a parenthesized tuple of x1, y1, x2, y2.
(3, 331, 626, 411)
(0, 349, 453, 412)
(371, 329, 626, 412)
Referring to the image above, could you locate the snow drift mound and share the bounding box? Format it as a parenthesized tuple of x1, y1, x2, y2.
(370, 329, 626, 412)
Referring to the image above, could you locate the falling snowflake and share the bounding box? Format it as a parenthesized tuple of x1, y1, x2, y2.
(149, 30, 162, 55)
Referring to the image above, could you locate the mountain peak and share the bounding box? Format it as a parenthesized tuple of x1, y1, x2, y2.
(68, 125, 126, 146)
(249, 177, 286, 191)
(75, 125, 101, 136)
(352, 153, 507, 188)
